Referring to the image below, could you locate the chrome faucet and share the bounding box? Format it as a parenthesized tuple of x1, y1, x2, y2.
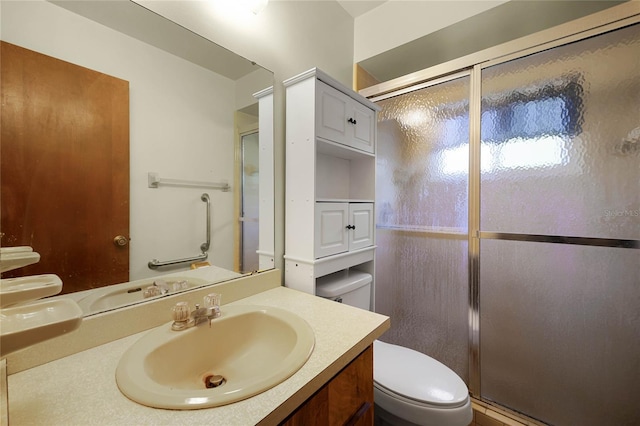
(171, 294, 221, 331)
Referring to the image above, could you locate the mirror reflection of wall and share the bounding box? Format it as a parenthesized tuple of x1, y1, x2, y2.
(0, 0, 274, 297)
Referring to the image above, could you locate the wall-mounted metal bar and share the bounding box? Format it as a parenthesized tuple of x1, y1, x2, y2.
(148, 252, 208, 269)
(479, 232, 639, 249)
(200, 193, 211, 252)
(148, 193, 212, 269)
(376, 224, 468, 240)
(148, 172, 230, 192)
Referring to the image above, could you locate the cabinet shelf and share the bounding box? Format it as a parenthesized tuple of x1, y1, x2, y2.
(316, 152, 374, 201)
(316, 137, 375, 161)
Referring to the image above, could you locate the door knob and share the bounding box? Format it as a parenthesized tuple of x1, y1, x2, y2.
(113, 235, 129, 247)
(346, 225, 356, 230)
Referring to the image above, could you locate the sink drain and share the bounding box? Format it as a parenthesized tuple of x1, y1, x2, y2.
(203, 374, 226, 389)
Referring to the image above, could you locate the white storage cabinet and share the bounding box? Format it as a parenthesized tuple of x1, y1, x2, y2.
(284, 68, 380, 304)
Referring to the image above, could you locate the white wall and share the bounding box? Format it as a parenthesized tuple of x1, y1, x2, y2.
(136, 0, 356, 275)
(1, 0, 238, 280)
(353, 0, 507, 63)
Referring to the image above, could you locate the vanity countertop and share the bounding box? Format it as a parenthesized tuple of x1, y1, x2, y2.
(6, 286, 390, 425)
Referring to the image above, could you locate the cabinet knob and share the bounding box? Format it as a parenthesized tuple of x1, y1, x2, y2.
(346, 225, 356, 230)
(347, 117, 357, 125)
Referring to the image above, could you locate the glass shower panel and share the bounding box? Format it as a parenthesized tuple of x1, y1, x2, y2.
(240, 131, 259, 273)
(480, 24, 640, 240)
(377, 77, 470, 232)
(376, 229, 469, 382)
(480, 240, 640, 426)
(375, 76, 470, 382)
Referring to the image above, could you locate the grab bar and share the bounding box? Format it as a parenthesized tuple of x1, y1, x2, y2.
(148, 252, 208, 269)
(148, 172, 230, 191)
(148, 193, 211, 269)
(200, 193, 211, 252)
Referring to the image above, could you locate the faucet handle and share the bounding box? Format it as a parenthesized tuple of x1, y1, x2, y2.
(204, 293, 221, 308)
(204, 293, 221, 319)
(172, 301, 191, 322)
(143, 286, 162, 298)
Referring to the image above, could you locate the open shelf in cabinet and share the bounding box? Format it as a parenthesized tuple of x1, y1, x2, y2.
(316, 146, 375, 201)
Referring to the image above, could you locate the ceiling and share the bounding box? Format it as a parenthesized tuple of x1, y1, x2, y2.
(336, 0, 388, 18)
(356, 0, 626, 85)
(51, 0, 264, 80)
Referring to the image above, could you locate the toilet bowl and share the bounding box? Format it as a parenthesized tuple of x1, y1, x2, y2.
(316, 270, 473, 426)
(373, 340, 472, 426)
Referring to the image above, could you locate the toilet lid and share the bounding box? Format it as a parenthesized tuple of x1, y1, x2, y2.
(373, 340, 469, 407)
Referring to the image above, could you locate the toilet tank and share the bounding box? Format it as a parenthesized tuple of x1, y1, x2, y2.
(316, 270, 372, 311)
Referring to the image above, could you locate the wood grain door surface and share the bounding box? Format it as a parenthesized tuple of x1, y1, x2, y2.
(1, 41, 130, 293)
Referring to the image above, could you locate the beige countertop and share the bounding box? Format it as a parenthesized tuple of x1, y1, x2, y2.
(6, 286, 390, 425)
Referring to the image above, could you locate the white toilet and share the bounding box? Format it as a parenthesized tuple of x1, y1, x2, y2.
(316, 271, 473, 426)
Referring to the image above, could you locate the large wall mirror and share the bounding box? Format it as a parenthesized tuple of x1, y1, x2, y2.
(0, 0, 275, 315)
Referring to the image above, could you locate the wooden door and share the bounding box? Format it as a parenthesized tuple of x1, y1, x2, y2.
(1, 41, 130, 293)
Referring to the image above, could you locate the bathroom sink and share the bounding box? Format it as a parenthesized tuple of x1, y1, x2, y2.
(0, 298, 83, 357)
(78, 276, 207, 314)
(0, 274, 63, 308)
(116, 304, 315, 409)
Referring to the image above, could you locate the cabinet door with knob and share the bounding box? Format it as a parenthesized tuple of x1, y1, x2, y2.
(316, 80, 375, 153)
(315, 202, 373, 258)
(348, 203, 374, 251)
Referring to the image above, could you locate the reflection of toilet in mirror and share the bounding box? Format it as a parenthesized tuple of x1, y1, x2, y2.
(317, 271, 473, 426)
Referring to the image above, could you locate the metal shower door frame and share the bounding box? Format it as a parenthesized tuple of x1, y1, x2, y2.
(364, 1, 640, 399)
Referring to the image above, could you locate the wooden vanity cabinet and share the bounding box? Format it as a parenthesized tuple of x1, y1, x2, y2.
(281, 345, 374, 426)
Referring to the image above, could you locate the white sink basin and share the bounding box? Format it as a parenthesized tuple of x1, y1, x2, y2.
(78, 276, 208, 314)
(116, 304, 315, 409)
(0, 274, 63, 308)
(0, 298, 83, 357)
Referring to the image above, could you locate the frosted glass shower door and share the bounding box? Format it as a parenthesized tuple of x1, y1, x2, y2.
(240, 131, 259, 273)
(479, 23, 640, 425)
(375, 75, 470, 382)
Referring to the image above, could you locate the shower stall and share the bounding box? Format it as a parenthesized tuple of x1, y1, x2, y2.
(371, 8, 639, 426)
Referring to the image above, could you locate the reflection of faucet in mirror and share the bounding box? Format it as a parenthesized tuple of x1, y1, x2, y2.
(0, 0, 275, 316)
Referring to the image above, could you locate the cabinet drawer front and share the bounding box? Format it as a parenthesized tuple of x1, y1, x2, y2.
(317, 81, 349, 145)
(349, 203, 374, 251)
(315, 203, 349, 258)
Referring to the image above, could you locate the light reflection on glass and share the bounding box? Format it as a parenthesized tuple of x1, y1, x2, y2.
(440, 135, 566, 176)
